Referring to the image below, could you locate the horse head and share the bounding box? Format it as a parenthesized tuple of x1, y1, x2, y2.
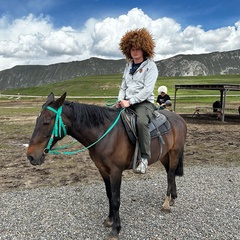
(27, 92, 67, 165)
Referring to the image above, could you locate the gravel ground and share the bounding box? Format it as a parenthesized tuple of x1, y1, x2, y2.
(1, 165, 239, 240)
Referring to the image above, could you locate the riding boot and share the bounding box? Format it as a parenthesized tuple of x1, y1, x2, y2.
(136, 158, 148, 174)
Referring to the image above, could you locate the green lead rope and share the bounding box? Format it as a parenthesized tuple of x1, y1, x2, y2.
(105, 99, 118, 106)
(46, 105, 125, 155)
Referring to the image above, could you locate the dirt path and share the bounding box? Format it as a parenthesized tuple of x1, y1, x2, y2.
(1, 109, 240, 192)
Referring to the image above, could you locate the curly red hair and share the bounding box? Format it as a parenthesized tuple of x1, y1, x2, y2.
(119, 28, 155, 61)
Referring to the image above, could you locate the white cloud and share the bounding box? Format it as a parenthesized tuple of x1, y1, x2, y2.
(0, 8, 240, 71)
(42, 30, 81, 56)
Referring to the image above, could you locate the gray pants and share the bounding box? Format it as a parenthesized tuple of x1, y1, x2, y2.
(130, 102, 156, 159)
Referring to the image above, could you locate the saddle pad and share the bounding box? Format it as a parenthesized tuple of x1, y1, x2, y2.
(121, 110, 171, 144)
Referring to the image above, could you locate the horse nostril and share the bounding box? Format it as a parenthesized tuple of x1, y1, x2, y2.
(27, 155, 33, 161)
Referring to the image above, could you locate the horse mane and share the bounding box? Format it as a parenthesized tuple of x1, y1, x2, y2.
(64, 101, 119, 128)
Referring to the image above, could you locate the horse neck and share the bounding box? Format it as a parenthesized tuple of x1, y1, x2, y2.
(63, 103, 117, 147)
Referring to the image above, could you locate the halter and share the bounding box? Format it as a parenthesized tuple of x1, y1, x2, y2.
(44, 106, 67, 153)
(44, 105, 125, 155)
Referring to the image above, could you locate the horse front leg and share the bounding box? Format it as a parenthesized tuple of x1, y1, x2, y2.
(108, 170, 122, 240)
(100, 169, 122, 240)
(102, 175, 114, 228)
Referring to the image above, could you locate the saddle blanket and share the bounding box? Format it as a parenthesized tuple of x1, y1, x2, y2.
(121, 109, 171, 144)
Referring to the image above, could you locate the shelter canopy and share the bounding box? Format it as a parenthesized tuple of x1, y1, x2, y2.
(173, 84, 240, 121)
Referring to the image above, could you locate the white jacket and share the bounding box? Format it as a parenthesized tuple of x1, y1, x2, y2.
(118, 59, 158, 105)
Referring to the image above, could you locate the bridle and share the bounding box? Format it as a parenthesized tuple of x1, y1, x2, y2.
(43, 105, 125, 155)
(43, 106, 67, 154)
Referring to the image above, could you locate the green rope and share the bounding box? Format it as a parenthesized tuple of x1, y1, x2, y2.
(105, 99, 118, 107)
(48, 107, 125, 155)
(48, 139, 78, 151)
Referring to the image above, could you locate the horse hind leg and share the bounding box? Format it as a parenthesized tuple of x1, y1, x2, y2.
(161, 171, 176, 213)
(161, 150, 184, 213)
(162, 182, 176, 211)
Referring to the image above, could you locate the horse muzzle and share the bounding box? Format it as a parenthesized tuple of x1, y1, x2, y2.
(27, 154, 45, 166)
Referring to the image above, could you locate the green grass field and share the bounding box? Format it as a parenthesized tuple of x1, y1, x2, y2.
(1, 74, 240, 114)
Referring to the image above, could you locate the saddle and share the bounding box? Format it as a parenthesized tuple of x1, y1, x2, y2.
(121, 109, 171, 170)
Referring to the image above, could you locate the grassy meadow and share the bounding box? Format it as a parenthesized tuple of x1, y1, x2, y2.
(1, 74, 240, 114)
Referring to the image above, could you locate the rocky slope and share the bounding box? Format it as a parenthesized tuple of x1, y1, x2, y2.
(1, 49, 240, 90)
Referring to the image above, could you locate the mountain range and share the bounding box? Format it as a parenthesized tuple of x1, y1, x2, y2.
(1, 49, 240, 90)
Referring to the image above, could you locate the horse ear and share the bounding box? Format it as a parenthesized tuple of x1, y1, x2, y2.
(43, 92, 55, 107)
(47, 92, 54, 101)
(55, 92, 67, 107)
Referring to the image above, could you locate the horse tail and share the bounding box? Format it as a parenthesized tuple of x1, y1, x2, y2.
(175, 150, 184, 176)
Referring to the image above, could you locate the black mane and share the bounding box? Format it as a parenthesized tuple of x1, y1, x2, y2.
(64, 101, 120, 128)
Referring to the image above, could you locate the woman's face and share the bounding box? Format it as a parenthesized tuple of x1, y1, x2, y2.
(130, 47, 143, 62)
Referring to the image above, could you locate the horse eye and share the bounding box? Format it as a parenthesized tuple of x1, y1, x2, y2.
(44, 133, 51, 138)
(43, 117, 51, 124)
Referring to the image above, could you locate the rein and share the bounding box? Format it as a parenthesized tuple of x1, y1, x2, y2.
(44, 105, 125, 155)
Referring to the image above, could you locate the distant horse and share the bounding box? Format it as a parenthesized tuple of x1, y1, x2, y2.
(27, 92, 187, 240)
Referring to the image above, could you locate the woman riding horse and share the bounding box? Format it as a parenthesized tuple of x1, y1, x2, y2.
(116, 28, 158, 174)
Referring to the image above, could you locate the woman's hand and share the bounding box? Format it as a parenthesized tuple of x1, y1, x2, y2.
(116, 100, 130, 108)
(120, 100, 130, 108)
(115, 101, 122, 108)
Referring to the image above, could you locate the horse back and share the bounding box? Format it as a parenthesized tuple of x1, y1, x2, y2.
(160, 110, 187, 149)
(159, 110, 187, 133)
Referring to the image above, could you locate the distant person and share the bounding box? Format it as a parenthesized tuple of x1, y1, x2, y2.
(212, 100, 222, 119)
(212, 101, 222, 112)
(165, 100, 173, 111)
(156, 85, 171, 109)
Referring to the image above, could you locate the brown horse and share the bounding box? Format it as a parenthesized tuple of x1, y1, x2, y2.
(27, 92, 187, 240)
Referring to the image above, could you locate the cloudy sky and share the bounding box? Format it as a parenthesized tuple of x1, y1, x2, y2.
(0, 0, 240, 71)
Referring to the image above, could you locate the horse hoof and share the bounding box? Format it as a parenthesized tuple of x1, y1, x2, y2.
(161, 207, 171, 213)
(106, 236, 119, 240)
(103, 218, 113, 228)
(106, 232, 120, 240)
(169, 199, 175, 206)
